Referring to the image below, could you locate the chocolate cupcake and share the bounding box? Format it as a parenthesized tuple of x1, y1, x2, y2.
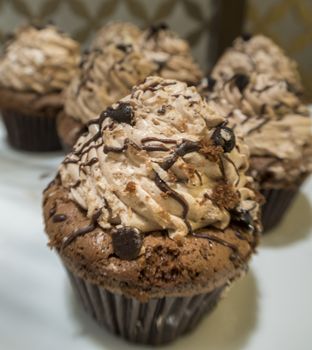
(91, 21, 142, 50)
(44, 77, 261, 345)
(212, 34, 303, 95)
(139, 23, 203, 85)
(0, 24, 80, 151)
(201, 73, 312, 231)
(57, 44, 157, 151)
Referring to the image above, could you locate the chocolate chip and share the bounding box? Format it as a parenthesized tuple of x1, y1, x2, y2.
(205, 76, 216, 92)
(52, 214, 67, 223)
(116, 43, 132, 53)
(232, 74, 250, 93)
(241, 32, 252, 41)
(212, 125, 236, 153)
(105, 103, 134, 124)
(147, 22, 168, 39)
(112, 226, 143, 260)
(231, 209, 254, 232)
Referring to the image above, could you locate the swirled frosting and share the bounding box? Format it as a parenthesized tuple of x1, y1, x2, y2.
(201, 73, 312, 184)
(65, 44, 157, 124)
(60, 77, 260, 239)
(91, 22, 142, 49)
(0, 25, 80, 94)
(139, 24, 203, 85)
(212, 34, 303, 93)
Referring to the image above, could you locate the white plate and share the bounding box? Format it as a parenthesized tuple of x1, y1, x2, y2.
(0, 119, 311, 350)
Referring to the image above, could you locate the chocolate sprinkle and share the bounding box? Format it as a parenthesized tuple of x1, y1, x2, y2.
(212, 126, 236, 153)
(111, 226, 143, 260)
(232, 74, 250, 93)
(241, 32, 252, 41)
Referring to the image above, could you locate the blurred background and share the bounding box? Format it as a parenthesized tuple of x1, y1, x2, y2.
(0, 0, 311, 99)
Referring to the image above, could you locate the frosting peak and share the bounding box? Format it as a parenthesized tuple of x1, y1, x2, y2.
(0, 25, 80, 94)
(60, 77, 260, 239)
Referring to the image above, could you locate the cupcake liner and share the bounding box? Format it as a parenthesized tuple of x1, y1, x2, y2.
(261, 187, 299, 232)
(1, 109, 61, 151)
(66, 269, 225, 345)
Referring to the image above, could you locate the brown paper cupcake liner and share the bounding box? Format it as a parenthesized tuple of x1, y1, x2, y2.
(66, 269, 225, 345)
(1, 109, 61, 151)
(261, 187, 298, 233)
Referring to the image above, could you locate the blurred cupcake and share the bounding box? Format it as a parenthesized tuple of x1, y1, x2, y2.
(201, 73, 312, 231)
(0, 24, 80, 151)
(44, 77, 261, 345)
(140, 23, 203, 85)
(91, 21, 142, 49)
(212, 34, 303, 94)
(57, 44, 157, 151)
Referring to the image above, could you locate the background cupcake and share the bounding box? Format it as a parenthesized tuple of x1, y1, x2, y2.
(44, 77, 261, 345)
(0, 24, 80, 151)
(57, 22, 203, 151)
(211, 34, 303, 95)
(201, 72, 312, 231)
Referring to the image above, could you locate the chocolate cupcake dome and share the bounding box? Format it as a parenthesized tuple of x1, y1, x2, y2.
(44, 77, 261, 344)
(201, 72, 312, 231)
(0, 24, 80, 151)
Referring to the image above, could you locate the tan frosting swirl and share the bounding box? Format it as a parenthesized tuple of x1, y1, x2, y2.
(0, 25, 80, 94)
(212, 34, 303, 93)
(65, 45, 157, 124)
(91, 22, 142, 49)
(60, 77, 260, 239)
(203, 73, 312, 183)
(140, 25, 203, 85)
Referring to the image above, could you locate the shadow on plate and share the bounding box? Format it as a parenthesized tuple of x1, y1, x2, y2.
(261, 192, 312, 248)
(66, 270, 258, 350)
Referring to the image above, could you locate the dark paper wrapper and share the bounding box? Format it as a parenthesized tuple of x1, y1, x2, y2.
(67, 269, 225, 345)
(261, 187, 298, 233)
(1, 109, 61, 151)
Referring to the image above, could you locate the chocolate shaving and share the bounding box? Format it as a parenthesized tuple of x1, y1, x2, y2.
(232, 74, 250, 93)
(212, 125, 236, 153)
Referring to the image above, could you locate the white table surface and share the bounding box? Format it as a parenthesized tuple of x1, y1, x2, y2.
(0, 119, 311, 350)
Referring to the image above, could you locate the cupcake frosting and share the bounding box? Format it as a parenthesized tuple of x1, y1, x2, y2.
(0, 25, 80, 94)
(212, 34, 303, 93)
(91, 22, 142, 49)
(65, 45, 157, 124)
(60, 77, 260, 240)
(202, 73, 312, 183)
(140, 24, 203, 85)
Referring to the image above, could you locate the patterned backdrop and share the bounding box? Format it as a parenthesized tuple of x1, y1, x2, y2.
(0, 0, 311, 98)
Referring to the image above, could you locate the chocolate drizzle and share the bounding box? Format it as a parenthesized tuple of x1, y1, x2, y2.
(103, 138, 142, 154)
(61, 209, 102, 250)
(161, 139, 200, 170)
(192, 231, 243, 264)
(154, 171, 192, 233)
